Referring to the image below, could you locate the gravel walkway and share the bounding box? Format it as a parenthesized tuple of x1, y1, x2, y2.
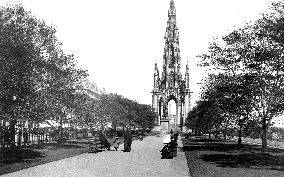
(2, 135, 190, 177)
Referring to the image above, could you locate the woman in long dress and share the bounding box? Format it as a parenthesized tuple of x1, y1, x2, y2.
(123, 129, 132, 152)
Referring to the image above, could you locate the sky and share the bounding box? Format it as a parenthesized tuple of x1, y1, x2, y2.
(0, 0, 273, 106)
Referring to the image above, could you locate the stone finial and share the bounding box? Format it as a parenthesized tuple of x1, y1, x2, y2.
(155, 63, 159, 75)
(170, 0, 175, 11)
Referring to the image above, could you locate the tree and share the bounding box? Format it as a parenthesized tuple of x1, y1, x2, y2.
(71, 91, 95, 128)
(198, 74, 233, 138)
(0, 5, 88, 145)
(226, 24, 284, 152)
(216, 74, 256, 145)
(91, 93, 157, 132)
(199, 3, 284, 152)
(135, 104, 156, 130)
(199, 29, 258, 143)
(185, 101, 213, 136)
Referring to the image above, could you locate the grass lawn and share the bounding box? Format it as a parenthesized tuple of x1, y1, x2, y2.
(182, 137, 284, 177)
(0, 142, 90, 176)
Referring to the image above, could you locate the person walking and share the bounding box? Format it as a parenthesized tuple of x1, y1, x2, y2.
(113, 137, 120, 151)
(123, 128, 132, 152)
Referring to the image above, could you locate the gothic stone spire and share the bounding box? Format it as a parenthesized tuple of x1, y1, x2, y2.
(161, 0, 181, 89)
(152, 0, 191, 130)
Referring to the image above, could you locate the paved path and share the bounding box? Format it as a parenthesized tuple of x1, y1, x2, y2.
(2, 135, 190, 177)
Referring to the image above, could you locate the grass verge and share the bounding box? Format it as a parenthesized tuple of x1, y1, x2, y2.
(182, 137, 284, 177)
(0, 142, 89, 176)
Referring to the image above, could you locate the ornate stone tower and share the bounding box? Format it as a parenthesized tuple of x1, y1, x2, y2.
(151, 0, 191, 130)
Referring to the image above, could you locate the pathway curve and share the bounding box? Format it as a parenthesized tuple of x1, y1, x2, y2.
(2, 135, 190, 177)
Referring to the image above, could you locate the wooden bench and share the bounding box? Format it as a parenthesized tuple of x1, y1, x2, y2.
(89, 138, 103, 152)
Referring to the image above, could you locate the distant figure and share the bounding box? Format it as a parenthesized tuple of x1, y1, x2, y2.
(113, 137, 120, 151)
(170, 129, 173, 135)
(123, 128, 132, 152)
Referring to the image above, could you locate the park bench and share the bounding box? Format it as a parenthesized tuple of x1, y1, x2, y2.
(88, 138, 103, 153)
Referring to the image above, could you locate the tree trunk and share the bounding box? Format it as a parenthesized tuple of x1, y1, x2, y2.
(238, 128, 242, 146)
(37, 134, 40, 145)
(32, 132, 34, 145)
(17, 129, 22, 147)
(9, 119, 16, 147)
(215, 131, 218, 139)
(238, 122, 243, 146)
(101, 119, 104, 131)
(261, 117, 268, 153)
(224, 122, 228, 141)
(58, 117, 63, 144)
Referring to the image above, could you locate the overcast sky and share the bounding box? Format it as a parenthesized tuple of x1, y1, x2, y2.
(0, 0, 273, 106)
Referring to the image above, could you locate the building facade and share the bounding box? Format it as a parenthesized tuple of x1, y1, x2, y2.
(151, 0, 191, 130)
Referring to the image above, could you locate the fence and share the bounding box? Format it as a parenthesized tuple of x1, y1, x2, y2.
(0, 128, 55, 148)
